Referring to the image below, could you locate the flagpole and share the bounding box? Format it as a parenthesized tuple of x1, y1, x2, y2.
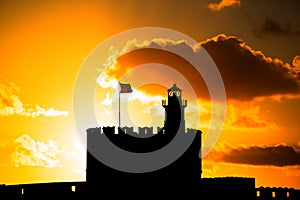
(119, 83, 121, 128)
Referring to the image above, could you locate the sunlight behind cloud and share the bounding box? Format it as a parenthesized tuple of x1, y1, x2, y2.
(224, 101, 278, 132)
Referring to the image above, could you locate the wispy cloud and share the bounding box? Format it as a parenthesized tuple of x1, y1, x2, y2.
(253, 18, 300, 38)
(11, 134, 62, 168)
(207, 142, 300, 167)
(29, 105, 68, 117)
(224, 101, 277, 131)
(208, 0, 241, 11)
(0, 81, 68, 117)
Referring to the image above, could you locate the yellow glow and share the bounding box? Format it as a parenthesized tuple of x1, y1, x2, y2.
(0, 0, 299, 191)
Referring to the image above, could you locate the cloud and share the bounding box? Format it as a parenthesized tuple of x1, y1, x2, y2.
(202, 160, 221, 175)
(208, 142, 300, 167)
(0, 81, 68, 117)
(208, 0, 241, 11)
(293, 55, 300, 71)
(11, 134, 62, 168)
(224, 101, 277, 131)
(129, 89, 162, 104)
(200, 34, 300, 100)
(104, 35, 299, 100)
(253, 18, 300, 38)
(0, 82, 24, 115)
(94, 34, 299, 129)
(29, 105, 68, 117)
(92, 35, 300, 137)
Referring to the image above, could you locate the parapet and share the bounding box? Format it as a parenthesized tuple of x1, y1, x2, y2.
(120, 126, 134, 134)
(86, 126, 201, 136)
(86, 127, 102, 134)
(102, 126, 115, 134)
(138, 127, 153, 134)
(202, 176, 255, 186)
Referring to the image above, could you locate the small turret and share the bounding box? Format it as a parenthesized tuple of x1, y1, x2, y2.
(162, 84, 187, 134)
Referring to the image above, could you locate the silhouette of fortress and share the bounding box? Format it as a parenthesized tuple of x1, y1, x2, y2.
(1, 84, 299, 199)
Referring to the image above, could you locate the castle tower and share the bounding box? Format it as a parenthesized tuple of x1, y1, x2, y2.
(86, 83, 201, 196)
(162, 84, 187, 134)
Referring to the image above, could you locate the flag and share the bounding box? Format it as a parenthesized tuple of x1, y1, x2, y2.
(119, 82, 133, 93)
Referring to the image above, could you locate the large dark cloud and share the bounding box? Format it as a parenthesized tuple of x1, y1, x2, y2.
(114, 34, 299, 100)
(216, 144, 300, 166)
(253, 18, 300, 38)
(201, 34, 300, 100)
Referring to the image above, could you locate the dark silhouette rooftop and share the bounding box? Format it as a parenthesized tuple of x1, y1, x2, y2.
(1, 84, 299, 199)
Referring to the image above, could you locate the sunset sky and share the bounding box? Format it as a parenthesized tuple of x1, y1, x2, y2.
(1, 0, 300, 189)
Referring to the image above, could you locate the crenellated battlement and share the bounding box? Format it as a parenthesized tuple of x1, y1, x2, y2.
(86, 126, 199, 135)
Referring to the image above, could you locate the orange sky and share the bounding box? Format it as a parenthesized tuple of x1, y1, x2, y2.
(1, 0, 300, 189)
